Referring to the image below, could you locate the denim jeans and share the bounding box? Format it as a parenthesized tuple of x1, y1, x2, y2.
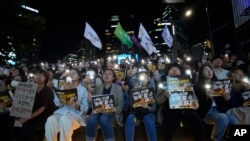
(163, 109, 205, 141)
(125, 113, 157, 141)
(203, 107, 238, 141)
(86, 113, 114, 141)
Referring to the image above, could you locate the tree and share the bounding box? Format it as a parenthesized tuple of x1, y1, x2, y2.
(0, 0, 45, 64)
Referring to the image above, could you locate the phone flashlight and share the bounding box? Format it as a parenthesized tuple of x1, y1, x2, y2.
(204, 84, 211, 89)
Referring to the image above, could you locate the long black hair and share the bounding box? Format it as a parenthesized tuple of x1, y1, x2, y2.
(195, 64, 217, 86)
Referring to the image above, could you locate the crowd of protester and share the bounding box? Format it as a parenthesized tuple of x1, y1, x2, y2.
(0, 50, 250, 141)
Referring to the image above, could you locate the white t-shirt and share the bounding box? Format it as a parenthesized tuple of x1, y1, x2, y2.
(213, 68, 229, 80)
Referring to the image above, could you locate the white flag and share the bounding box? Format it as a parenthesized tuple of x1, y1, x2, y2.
(138, 23, 153, 43)
(138, 23, 157, 55)
(161, 25, 173, 48)
(140, 38, 156, 55)
(84, 22, 102, 49)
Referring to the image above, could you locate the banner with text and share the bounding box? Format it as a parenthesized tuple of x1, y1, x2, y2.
(10, 82, 38, 118)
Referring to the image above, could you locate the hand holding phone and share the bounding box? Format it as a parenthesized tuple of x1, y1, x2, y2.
(86, 70, 96, 87)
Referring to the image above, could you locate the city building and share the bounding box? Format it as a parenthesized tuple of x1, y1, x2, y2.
(102, 4, 191, 64)
(231, 0, 250, 56)
(150, 4, 190, 63)
(0, 2, 42, 65)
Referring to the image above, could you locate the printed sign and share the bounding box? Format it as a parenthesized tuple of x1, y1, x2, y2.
(92, 94, 115, 113)
(55, 88, 78, 104)
(130, 88, 155, 107)
(241, 90, 250, 106)
(167, 75, 196, 109)
(212, 79, 232, 96)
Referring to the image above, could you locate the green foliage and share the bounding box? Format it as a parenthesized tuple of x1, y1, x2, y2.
(0, 0, 46, 59)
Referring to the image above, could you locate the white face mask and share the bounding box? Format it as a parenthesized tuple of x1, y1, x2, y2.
(11, 80, 19, 88)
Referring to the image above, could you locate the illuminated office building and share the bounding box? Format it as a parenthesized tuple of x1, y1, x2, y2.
(105, 15, 135, 56)
(150, 4, 190, 62)
(231, 0, 250, 53)
(0, 3, 40, 65)
(104, 5, 190, 63)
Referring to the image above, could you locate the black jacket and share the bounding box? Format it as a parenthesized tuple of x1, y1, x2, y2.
(194, 84, 227, 119)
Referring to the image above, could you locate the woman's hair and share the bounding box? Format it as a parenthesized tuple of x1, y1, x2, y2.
(195, 64, 217, 85)
(35, 69, 50, 84)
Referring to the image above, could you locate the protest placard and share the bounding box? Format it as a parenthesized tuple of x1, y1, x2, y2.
(241, 90, 250, 106)
(167, 75, 196, 109)
(54, 88, 78, 104)
(212, 79, 232, 96)
(10, 82, 38, 118)
(92, 94, 115, 113)
(130, 88, 155, 107)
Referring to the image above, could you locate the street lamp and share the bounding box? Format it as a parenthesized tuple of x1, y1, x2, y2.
(205, 0, 214, 56)
(185, 0, 215, 56)
(185, 9, 192, 17)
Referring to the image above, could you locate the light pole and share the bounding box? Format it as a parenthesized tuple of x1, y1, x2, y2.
(205, 0, 214, 56)
(185, 0, 215, 56)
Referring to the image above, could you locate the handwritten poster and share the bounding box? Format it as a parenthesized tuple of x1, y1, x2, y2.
(10, 82, 38, 118)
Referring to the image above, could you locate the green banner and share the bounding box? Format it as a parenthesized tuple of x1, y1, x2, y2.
(114, 22, 133, 48)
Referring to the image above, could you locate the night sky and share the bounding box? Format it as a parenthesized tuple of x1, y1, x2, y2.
(28, 0, 234, 62)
